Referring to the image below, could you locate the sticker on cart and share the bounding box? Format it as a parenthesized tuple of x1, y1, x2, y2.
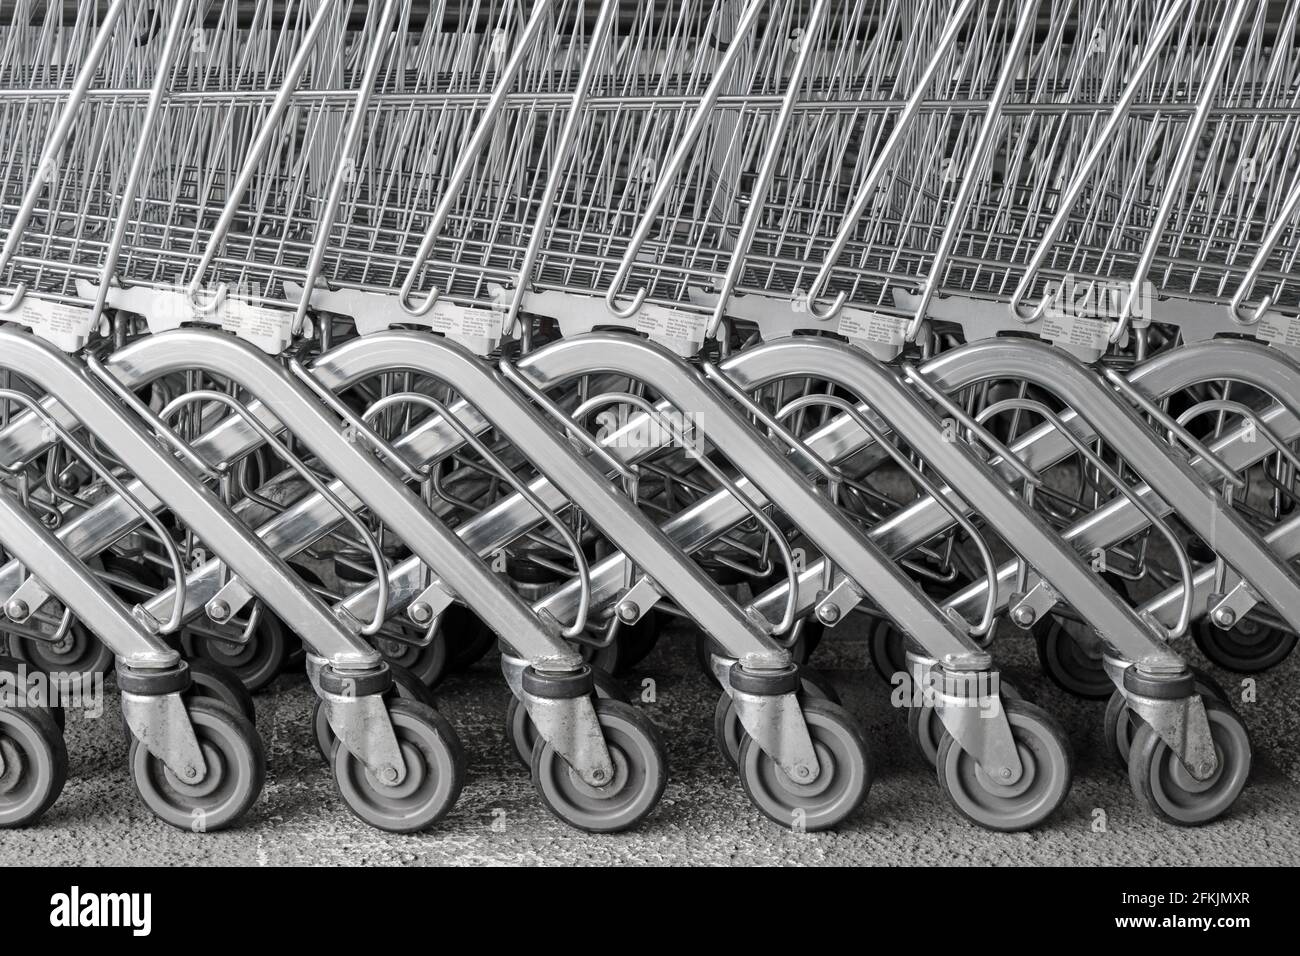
(1041, 313, 1110, 352)
(15, 299, 97, 351)
(636, 306, 707, 354)
(428, 303, 502, 354)
(1257, 313, 1300, 351)
(838, 311, 908, 348)
(220, 300, 294, 355)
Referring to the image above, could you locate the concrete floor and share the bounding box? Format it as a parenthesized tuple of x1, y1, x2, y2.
(3, 615, 1298, 866)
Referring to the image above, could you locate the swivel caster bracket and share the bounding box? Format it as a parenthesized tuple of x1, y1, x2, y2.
(121, 690, 209, 784)
(316, 688, 409, 787)
(523, 691, 616, 787)
(727, 687, 822, 784)
(1123, 691, 1218, 780)
(933, 672, 1025, 784)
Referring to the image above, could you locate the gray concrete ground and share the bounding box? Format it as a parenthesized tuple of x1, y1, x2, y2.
(3, 614, 1298, 866)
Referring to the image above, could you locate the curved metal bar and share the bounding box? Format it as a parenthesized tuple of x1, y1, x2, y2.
(603, 0, 768, 320)
(0, 388, 188, 637)
(976, 398, 1195, 640)
(399, 0, 554, 318)
(1175, 400, 1300, 476)
(292, 0, 403, 336)
(708, 0, 833, 338)
(0, 0, 129, 299)
(578, 390, 799, 639)
(363, 391, 591, 640)
(161, 390, 390, 638)
(908, 0, 1040, 341)
(778, 392, 999, 638)
(1007, 0, 1194, 323)
(802, 0, 980, 322)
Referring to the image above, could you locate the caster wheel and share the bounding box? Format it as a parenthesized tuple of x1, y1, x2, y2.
(129, 698, 264, 832)
(581, 609, 661, 675)
(374, 629, 449, 690)
(867, 618, 907, 684)
(1128, 698, 1251, 826)
(935, 699, 1072, 832)
(1033, 617, 1112, 699)
(531, 699, 666, 833)
(180, 614, 288, 694)
(0, 655, 64, 732)
(908, 679, 1024, 767)
(5, 622, 112, 696)
(1103, 673, 1227, 770)
(737, 698, 872, 831)
(1193, 617, 1297, 673)
(332, 699, 465, 833)
(0, 704, 67, 828)
(713, 667, 840, 769)
(444, 605, 496, 672)
(184, 658, 257, 725)
(505, 666, 628, 768)
(312, 663, 437, 762)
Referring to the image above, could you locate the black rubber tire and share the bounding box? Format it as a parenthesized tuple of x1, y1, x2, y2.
(0, 703, 67, 828)
(935, 699, 1073, 832)
(444, 605, 497, 672)
(531, 699, 666, 833)
(1193, 617, 1298, 674)
(181, 614, 288, 694)
(867, 618, 908, 684)
(1127, 698, 1252, 826)
(128, 698, 264, 832)
(1033, 616, 1112, 700)
(332, 699, 465, 833)
(737, 698, 872, 832)
(184, 658, 257, 725)
(374, 628, 450, 690)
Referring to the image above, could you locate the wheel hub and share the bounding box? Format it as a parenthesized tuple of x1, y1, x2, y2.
(973, 740, 1037, 799)
(566, 746, 630, 799)
(367, 740, 424, 798)
(162, 741, 222, 798)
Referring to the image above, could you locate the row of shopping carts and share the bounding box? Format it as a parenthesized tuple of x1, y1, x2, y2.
(1, 0, 1298, 834)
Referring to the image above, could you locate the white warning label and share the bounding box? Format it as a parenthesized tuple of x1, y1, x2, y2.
(1257, 314, 1300, 351)
(15, 299, 97, 350)
(636, 306, 707, 347)
(838, 311, 908, 347)
(1041, 313, 1111, 351)
(220, 301, 293, 354)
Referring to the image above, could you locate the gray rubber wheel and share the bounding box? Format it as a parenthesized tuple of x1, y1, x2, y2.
(332, 699, 465, 833)
(1127, 698, 1251, 826)
(714, 668, 840, 770)
(0, 704, 66, 828)
(505, 667, 627, 767)
(374, 628, 449, 690)
(185, 658, 257, 725)
(5, 622, 112, 698)
(1034, 617, 1112, 700)
(312, 663, 436, 762)
(935, 699, 1072, 832)
(181, 614, 287, 694)
(531, 699, 666, 833)
(129, 698, 264, 832)
(737, 698, 871, 831)
(1193, 616, 1297, 674)
(1104, 675, 1226, 771)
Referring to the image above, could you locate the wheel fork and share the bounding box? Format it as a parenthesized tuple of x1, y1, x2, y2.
(306, 655, 408, 786)
(500, 652, 615, 787)
(1104, 657, 1219, 780)
(710, 654, 822, 783)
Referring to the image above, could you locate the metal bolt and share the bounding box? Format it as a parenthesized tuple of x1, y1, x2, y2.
(409, 602, 434, 625)
(1213, 607, 1236, 628)
(616, 601, 640, 624)
(184, 767, 198, 780)
(380, 766, 399, 784)
(208, 600, 230, 623)
(794, 765, 811, 779)
(591, 768, 607, 783)
(1011, 605, 1036, 627)
(817, 603, 841, 625)
(5, 599, 28, 621)
(1000, 767, 1013, 779)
